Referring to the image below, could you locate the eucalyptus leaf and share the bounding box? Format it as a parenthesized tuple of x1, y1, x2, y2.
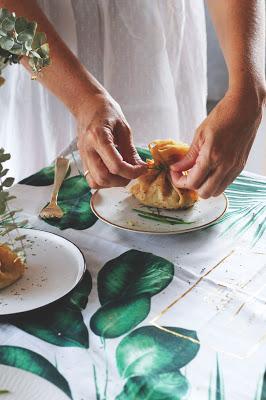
(0, 36, 13, 51)
(0, 9, 50, 77)
(2, 16, 15, 32)
(0, 148, 26, 258)
(2, 177, 14, 187)
(14, 16, 28, 34)
(0, 152, 10, 163)
(10, 42, 23, 55)
(0, 8, 9, 19)
(0, 168, 8, 177)
(17, 30, 34, 44)
(32, 31, 47, 50)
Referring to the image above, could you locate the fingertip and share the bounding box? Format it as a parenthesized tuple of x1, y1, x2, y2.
(170, 162, 181, 172)
(170, 161, 191, 172)
(170, 170, 184, 187)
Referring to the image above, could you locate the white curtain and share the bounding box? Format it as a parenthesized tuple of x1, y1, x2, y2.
(0, 0, 207, 181)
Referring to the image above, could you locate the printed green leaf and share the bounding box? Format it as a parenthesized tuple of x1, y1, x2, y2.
(215, 357, 224, 400)
(10, 271, 91, 348)
(41, 176, 98, 230)
(90, 250, 174, 338)
(208, 357, 226, 400)
(116, 371, 189, 400)
(216, 174, 266, 245)
(64, 269, 92, 310)
(0, 346, 72, 398)
(90, 296, 150, 338)
(98, 250, 174, 305)
(116, 326, 199, 379)
(260, 369, 266, 400)
(19, 163, 71, 186)
(137, 147, 151, 162)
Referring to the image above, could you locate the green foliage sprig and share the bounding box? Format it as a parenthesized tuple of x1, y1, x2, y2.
(0, 8, 50, 260)
(0, 8, 50, 85)
(0, 149, 27, 261)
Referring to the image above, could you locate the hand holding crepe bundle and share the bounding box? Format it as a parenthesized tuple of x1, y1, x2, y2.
(0, 245, 25, 289)
(130, 139, 198, 209)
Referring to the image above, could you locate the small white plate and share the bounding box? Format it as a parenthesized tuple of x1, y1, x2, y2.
(91, 187, 228, 235)
(0, 229, 85, 315)
(0, 365, 69, 400)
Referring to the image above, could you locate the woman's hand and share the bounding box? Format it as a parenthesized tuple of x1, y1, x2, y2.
(77, 94, 147, 188)
(170, 87, 265, 198)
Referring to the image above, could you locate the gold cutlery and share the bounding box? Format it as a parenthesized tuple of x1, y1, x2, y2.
(39, 157, 70, 219)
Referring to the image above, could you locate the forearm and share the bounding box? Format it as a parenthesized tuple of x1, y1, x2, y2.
(207, 0, 266, 99)
(0, 0, 105, 117)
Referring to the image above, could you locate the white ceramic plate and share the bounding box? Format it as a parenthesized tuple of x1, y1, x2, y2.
(0, 229, 85, 315)
(0, 365, 69, 400)
(91, 187, 228, 235)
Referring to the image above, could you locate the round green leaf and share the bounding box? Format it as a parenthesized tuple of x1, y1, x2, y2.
(98, 250, 174, 305)
(116, 371, 189, 400)
(90, 296, 150, 338)
(0, 346, 72, 398)
(17, 30, 35, 44)
(0, 36, 14, 51)
(2, 16, 15, 32)
(2, 177, 14, 187)
(14, 16, 28, 33)
(116, 326, 200, 378)
(32, 31, 47, 50)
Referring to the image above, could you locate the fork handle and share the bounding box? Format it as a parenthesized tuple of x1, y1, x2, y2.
(51, 157, 70, 202)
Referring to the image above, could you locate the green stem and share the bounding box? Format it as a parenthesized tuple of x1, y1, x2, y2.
(133, 208, 185, 222)
(137, 214, 187, 225)
(133, 209, 193, 225)
(103, 338, 109, 400)
(93, 364, 101, 400)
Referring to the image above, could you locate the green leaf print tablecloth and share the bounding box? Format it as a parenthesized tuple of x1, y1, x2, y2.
(0, 154, 265, 400)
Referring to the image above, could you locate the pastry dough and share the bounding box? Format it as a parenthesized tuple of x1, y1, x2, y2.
(130, 139, 198, 209)
(0, 245, 25, 290)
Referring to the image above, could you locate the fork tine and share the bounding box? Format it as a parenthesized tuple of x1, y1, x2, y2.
(40, 203, 64, 219)
(39, 157, 70, 220)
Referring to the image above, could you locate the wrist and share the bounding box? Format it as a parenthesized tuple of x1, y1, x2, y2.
(70, 81, 107, 121)
(229, 74, 266, 108)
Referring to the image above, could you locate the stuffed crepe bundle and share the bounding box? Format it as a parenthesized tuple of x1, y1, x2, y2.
(130, 139, 198, 209)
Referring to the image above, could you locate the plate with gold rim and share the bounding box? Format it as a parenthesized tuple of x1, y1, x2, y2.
(91, 187, 228, 235)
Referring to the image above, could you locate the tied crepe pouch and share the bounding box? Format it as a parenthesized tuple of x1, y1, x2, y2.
(130, 139, 198, 209)
(0, 245, 25, 289)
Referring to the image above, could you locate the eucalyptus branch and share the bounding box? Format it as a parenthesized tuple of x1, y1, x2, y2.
(0, 8, 50, 85)
(0, 8, 50, 261)
(0, 148, 27, 262)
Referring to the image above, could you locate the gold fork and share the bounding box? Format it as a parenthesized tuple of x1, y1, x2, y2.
(39, 157, 70, 219)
